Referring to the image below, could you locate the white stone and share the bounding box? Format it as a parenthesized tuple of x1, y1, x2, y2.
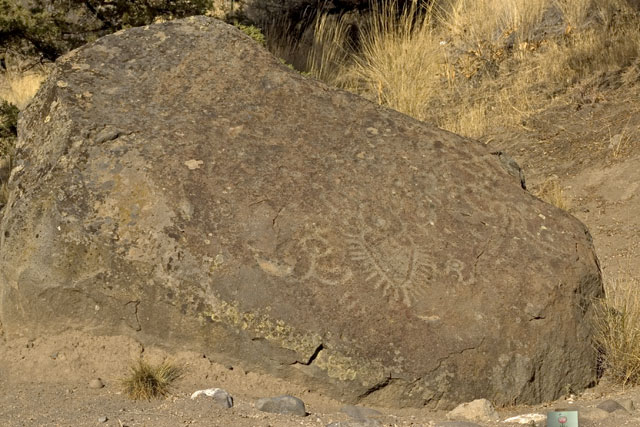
(503, 413, 546, 424)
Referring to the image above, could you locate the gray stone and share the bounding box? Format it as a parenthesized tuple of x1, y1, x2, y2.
(190, 388, 233, 409)
(597, 399, 627, 413)
(256, 395, 306, 416)
(327, 419, 382, 427)
(618, 398, 635, 412)
(447, 399, 499, 423)
(491, 150, 527, 189)
(578, 406, 610, 422)
(94, 127, 121, 144)
(340, 405, 382, 419)
(98, 416, 108, 423)
(435, 422, 483, 427)
(0, 16, 603, 409)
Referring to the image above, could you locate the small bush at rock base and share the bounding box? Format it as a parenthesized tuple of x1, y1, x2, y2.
(121, 360, 183, 400)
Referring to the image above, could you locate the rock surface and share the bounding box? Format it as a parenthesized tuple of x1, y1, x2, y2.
(327, 420, 381, 427)
(88, 378, 104, 389)
(255, 395, 307, 416)
(596, 399, 626, 413)
(447, 399, 499, 423)
(340, 404, 382, 419)
(0, 16, 603, 408)
(191, 387, 233, 408)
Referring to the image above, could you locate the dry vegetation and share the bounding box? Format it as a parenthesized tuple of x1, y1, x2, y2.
(306, 0, 640, 138)
(594, 274, 640, 386)
(0, 70, 46, 110)
(533, 176, 569, 210)
(121, 360, 183, 400)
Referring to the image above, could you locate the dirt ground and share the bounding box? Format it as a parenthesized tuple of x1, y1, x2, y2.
(3, 331, 640, 427)
(1, 75, 640, 427)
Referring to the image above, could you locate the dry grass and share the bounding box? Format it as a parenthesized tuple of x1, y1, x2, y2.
(533, 176, 569, 210)
(554, 0, 593, 28)
(342, 0, 444, 121)
(121, 360, 183, 400)
(0, 70, 47, 110)
(593, 274, 640, 386)
(307, 13, 353, 87)
(438, 0, 547, 50)
(302, 0, 640, 138)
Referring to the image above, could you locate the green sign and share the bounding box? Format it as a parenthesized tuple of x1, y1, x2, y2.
(547, 410, 578, 427)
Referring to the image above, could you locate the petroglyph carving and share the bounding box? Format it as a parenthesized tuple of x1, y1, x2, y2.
(295, 228, 354, 287)
(256, 257, 294, 277)
(312, 190, 477, 307)
(344, 225, 435, 307)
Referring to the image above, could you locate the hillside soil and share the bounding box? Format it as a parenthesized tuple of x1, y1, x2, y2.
(1, 71, 640, 427)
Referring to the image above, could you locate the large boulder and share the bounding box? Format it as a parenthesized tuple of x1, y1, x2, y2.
(0, 17, 603, 408)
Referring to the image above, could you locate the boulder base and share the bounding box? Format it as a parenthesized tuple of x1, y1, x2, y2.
(0, 17, 603, 408)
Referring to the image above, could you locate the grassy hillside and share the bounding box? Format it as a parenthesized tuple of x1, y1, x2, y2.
(305, 0, 640, 138)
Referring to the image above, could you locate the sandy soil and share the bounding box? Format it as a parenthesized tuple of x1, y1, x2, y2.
(2, 74, 640, 427)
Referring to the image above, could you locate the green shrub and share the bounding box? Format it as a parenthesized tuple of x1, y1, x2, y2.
(234, 23, 267, 46)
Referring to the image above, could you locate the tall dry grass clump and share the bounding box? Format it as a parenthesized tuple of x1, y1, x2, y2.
(594, 274, 640, 386)
(307, 13, 353, 87)
(121, 359, 183, 400)
(438, 0, 547, 51)
(342, 1, 444, 121)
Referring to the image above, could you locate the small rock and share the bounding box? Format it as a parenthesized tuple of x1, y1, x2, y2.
(256, 395, 307, 416)
(327, 419, 382, 427)
(447, 399, 499, 423)
(95, 127, 121, 144)
(597, 399, 626, 413)
(503, 413, 546, 424)
(618, 398, 635, 412)
(50, 352, 58, 360)
(578, 406, 610, 422)
(89, 378, 104, 389)
(98, 416, 108, 423)
(190, 388, 233, 408)
(435, 421, 483, 427)
(340, 405, 382, 420)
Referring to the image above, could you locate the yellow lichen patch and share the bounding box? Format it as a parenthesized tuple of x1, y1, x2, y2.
(206, 300, 387, 386)
(207, 300, 321, 358)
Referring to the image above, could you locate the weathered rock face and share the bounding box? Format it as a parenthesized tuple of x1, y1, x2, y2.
(0, 17, 603, 408)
